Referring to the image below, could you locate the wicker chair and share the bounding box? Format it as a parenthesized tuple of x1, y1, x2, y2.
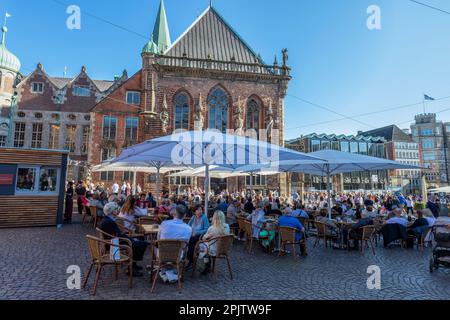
(313, 221, 338, 248)
(297, 217, 308, 231)
(192, 235, 234, 280)
(149, 239, 188, 293)
(236, 217, 246, 241)
(115, 217, 145, 238)
(373, 218, 384, 246)
(81, 205, 93, 226)
(82, 235, 133, 295)
(242, 220, 268, 253)
(279, 226, 307, 259)
(352, 226, 376, 254)
(91, 206, 103, 228)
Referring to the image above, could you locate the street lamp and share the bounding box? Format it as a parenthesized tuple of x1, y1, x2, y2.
(5, 91, 17, 148)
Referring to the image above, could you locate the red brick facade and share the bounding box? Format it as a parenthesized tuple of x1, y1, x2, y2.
(89, 5, 292, 195)
(90, 53, 291, 194)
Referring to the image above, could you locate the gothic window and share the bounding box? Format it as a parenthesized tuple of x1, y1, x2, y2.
(246, 99, 260, 131)
(174, 93, 190, 130)
(208, 88, 228, 133)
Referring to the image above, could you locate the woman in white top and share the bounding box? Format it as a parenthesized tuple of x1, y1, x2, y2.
(199, 211, 230, 275)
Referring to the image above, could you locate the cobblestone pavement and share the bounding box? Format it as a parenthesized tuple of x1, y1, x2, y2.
(1, 214, 449, 300)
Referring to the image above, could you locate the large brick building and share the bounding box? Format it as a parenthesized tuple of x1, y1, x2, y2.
(0, 20, 128, 181)
(12, 64, 127, 180)
(90, 2, 292, 194)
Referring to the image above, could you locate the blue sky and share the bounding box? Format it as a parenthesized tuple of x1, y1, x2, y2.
(3, 0, 450, 139)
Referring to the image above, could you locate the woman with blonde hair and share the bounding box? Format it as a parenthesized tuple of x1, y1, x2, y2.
(198, 211, 230, 275)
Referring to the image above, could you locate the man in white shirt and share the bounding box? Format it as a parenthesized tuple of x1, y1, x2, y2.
(121, 182, 127, 195)
(158, 205, 192, 241)
(112, 182, 119, 195)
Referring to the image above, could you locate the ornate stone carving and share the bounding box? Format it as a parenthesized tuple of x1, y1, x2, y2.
(234, 96, 244, 134)
(266, 99, 275, 142)
(282, 48, 288, 67)
(194, 93, 205, 130)
(160, 93, 170, 134)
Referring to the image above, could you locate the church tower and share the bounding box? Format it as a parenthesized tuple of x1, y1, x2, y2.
(141, 0, 171, 134)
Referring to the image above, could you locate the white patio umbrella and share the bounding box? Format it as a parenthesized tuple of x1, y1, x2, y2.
(109, 130, 324, 212)
(428, 186, 450, 194)
(238, 150, 422, 218)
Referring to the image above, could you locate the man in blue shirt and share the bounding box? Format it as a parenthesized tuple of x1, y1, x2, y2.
(278, 208, 307, 256)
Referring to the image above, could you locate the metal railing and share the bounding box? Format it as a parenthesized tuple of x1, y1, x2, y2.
(155, 55, 290, 76)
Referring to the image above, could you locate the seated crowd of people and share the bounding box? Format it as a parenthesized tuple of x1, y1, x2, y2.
(68, 181, 448, 283)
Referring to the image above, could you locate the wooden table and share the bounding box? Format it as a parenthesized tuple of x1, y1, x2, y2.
(141, 225, 160, 242)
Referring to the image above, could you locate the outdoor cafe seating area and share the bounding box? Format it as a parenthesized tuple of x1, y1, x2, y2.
(79, 194, 442, 295)
(75, 131, 449, 295)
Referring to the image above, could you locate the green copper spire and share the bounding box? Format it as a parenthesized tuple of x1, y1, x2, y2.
(152, 0, 171, 53)
(142, 35, 159, 55)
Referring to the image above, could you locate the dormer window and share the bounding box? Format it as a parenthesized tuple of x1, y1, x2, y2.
(31, 82, 44, 93)
(73, 86, 91, 97)
(126, 91, 141, 105)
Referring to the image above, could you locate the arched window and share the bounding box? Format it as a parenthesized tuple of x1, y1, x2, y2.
(246, 99, 260, 131)
(208, 88, 228, 133)
(174, 93, 190, 130)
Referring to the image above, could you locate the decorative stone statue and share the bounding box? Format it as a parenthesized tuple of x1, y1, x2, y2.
(266, 99, 275, 141)
(282, 48, 289, 67)
(194, 93, 205, 130)
(160, 94, 170, 134)
(85, 165, 92, 183)
(234, 96, 244, 134)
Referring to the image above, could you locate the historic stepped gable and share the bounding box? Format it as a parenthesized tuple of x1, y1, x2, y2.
(160, 6, 271, 73)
